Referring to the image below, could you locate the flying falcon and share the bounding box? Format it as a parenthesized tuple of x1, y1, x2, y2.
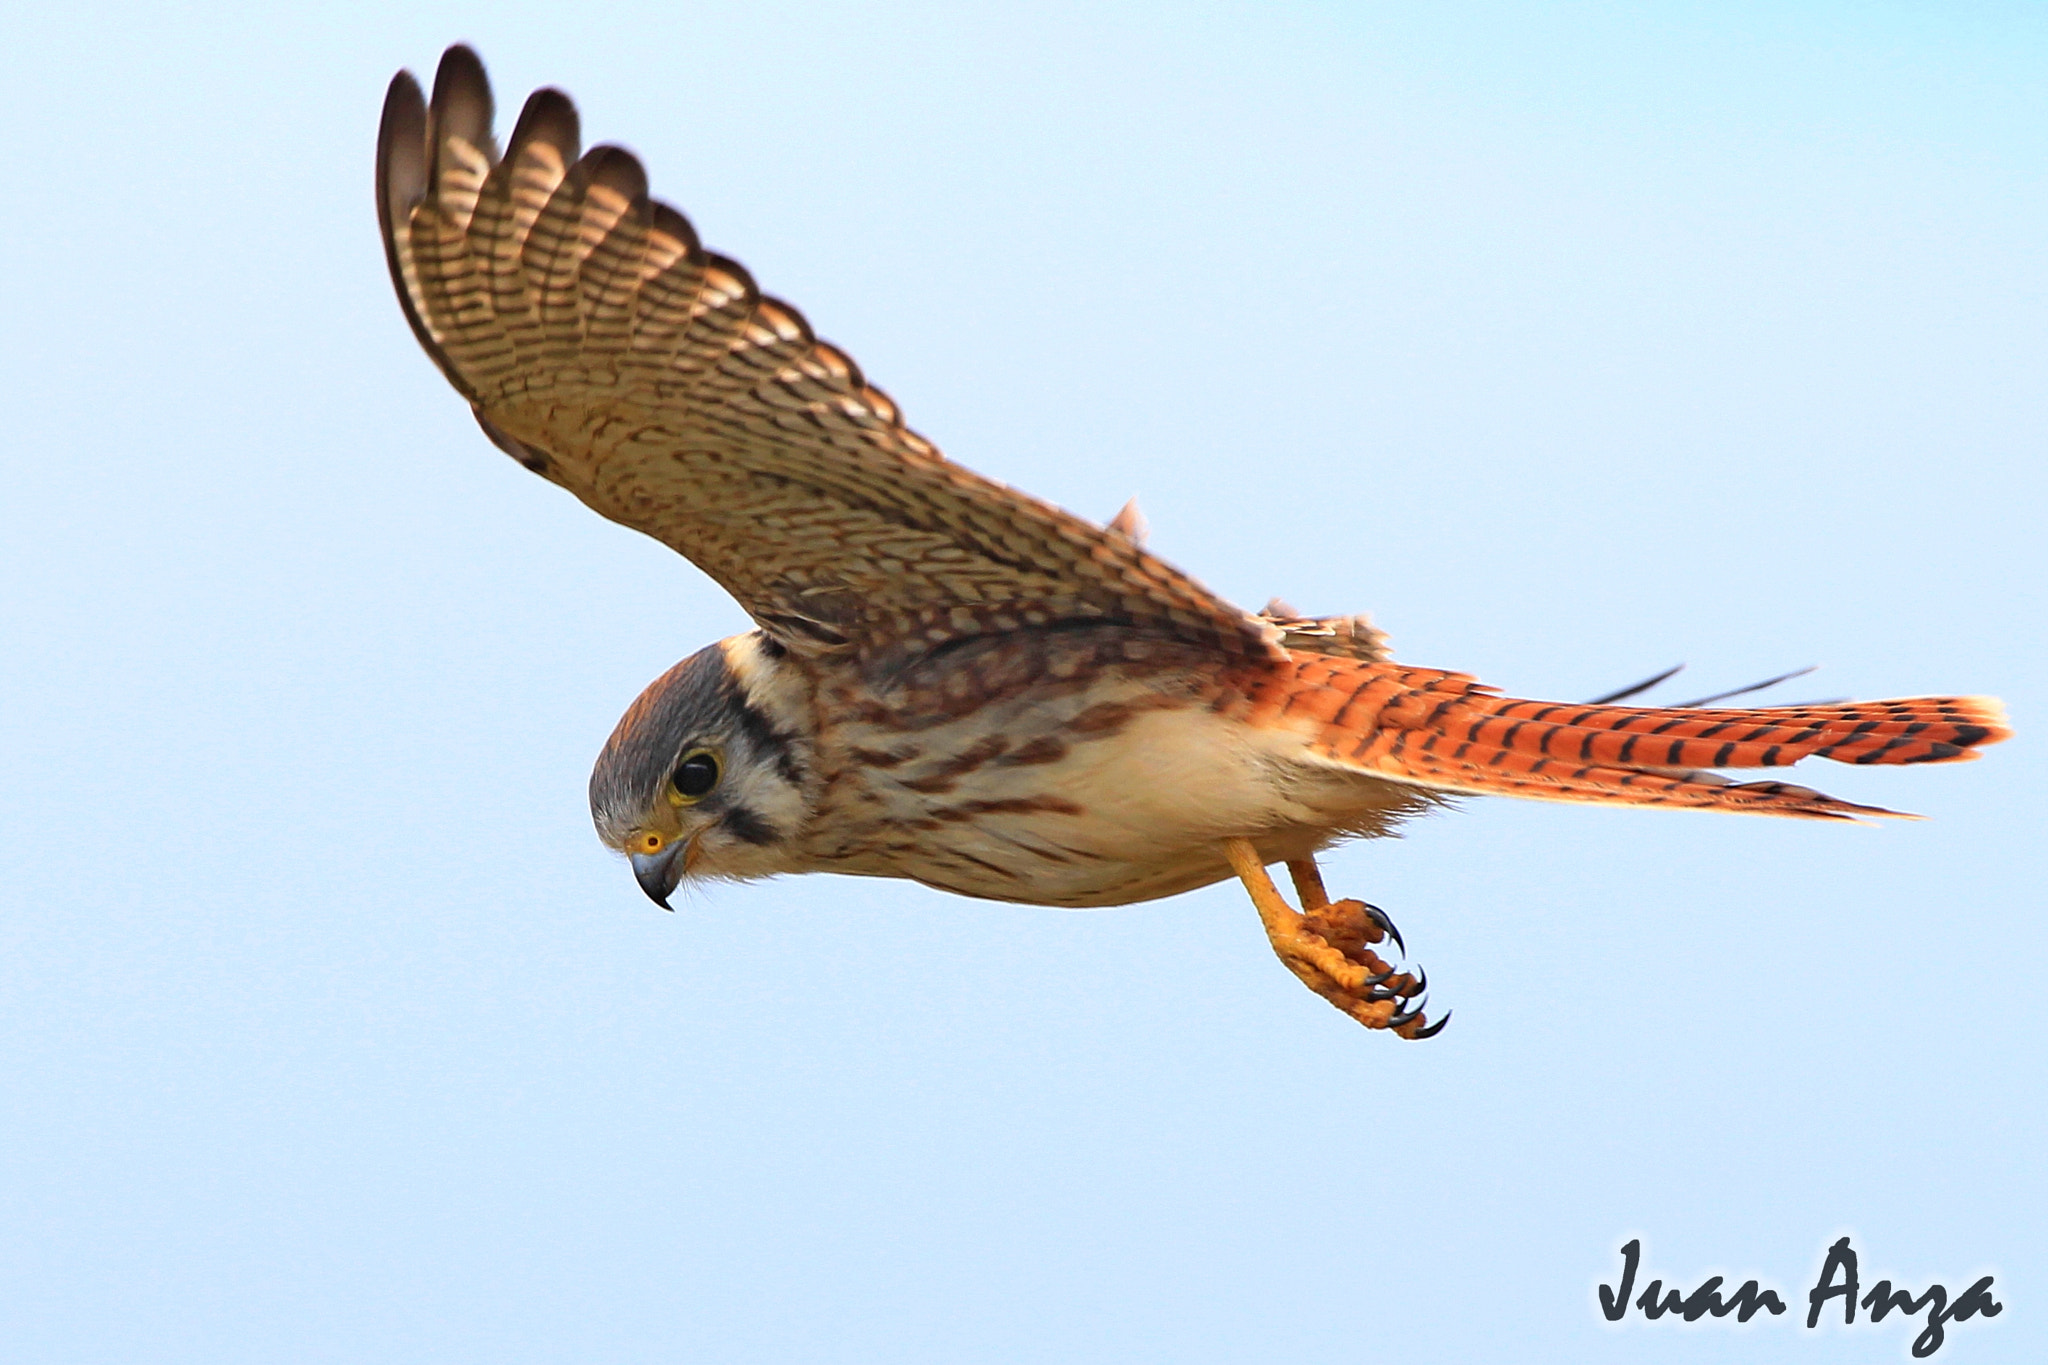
(377, 46, 2009, 1038)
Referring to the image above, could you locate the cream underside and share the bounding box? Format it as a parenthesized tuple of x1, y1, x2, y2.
(810, 689, 1430, 908)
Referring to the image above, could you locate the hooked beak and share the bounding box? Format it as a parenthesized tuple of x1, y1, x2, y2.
(630, 841, 686, 910)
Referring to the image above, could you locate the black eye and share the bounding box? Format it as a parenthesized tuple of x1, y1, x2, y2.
(673, 751, 720, 800)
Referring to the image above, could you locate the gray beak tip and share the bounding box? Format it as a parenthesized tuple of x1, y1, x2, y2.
(630, 844, 685, 911)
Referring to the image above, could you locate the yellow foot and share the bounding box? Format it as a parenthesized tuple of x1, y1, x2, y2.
(1221, 839, 1447, 1039)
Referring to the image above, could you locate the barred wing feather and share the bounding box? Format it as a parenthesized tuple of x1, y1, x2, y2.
(378, 46, 1276, 663)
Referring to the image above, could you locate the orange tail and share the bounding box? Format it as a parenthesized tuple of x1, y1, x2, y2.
(1252, 655, 2011, 820)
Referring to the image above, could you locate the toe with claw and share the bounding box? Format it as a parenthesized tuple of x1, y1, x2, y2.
(1220, 839, 1449, 1039)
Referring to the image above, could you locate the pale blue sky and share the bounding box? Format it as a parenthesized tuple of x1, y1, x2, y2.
(1, 3, 2041, 1361)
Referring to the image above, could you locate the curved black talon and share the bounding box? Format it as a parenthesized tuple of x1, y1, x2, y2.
(1387, 998, 1426, 1031)
(1366, 984, 1401, 1004)
(1404, 964, 1427, 998)
(1360, 902, 1405, 958)
(1410, 1010, 1453, 1040)
(1362, 967, 1393, 989)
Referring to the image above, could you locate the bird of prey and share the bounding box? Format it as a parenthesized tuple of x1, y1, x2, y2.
(377, 46, 2009, 1038)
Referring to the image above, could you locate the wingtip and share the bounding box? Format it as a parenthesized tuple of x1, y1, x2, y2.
(376, 68, 428, 219)
(383, 65, 425, 112)
(376, 50, 473, 397)
(581, 144, 651, 206)
(428, 44, 496, 160)
(433, 43, 489, 97)
(507, 86, 582, 167)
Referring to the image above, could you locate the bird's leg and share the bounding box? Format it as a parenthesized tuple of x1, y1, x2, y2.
(1221, 839, 1444, 1039)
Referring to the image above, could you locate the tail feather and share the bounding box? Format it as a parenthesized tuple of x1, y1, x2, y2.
(1248, 655, 2010, 821)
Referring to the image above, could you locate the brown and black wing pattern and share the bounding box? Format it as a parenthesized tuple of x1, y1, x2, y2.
(378, 46, 1276, 663)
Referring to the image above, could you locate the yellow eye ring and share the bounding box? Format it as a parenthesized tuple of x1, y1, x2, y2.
(671, 749, 721, 804)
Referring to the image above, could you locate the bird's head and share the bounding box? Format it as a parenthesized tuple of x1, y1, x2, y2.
(588, 634, 817, 907)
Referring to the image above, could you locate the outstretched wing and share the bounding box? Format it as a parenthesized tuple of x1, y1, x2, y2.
(378, 46, 1276, 663)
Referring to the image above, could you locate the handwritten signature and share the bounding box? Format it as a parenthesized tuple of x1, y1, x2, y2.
(1599, 1237, 2002, 1357)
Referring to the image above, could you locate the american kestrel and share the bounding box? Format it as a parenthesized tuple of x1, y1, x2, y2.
(378, 47, 2009, 1038)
